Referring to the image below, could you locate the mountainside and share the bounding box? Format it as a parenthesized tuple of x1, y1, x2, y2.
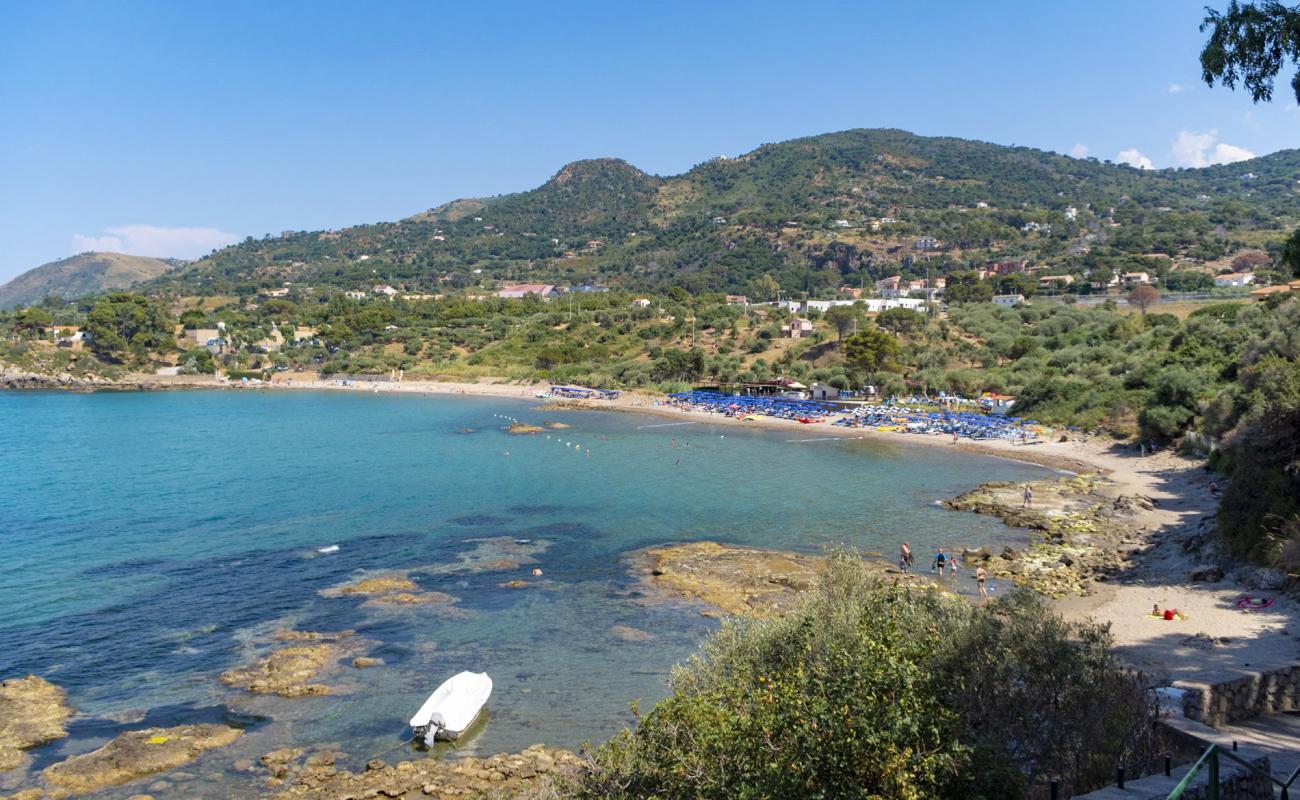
(0, 252, 179, 309)
(153, 129, 1300, 296)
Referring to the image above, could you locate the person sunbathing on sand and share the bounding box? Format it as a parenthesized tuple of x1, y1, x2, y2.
(1152, 604, 1188, 620)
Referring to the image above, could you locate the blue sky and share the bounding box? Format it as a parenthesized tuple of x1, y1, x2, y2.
(1, 0, 1297, 283)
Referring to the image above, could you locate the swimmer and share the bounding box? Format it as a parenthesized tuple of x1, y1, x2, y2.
(531, 568, 543, 576)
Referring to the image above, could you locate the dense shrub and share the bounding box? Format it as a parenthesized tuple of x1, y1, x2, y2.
(568, 554, 1159, 800)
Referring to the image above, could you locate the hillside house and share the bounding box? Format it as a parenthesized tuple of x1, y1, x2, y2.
(725, 294, 750, 306)
(344, 290, 368, 300)
(1122, 272, 1152, 286)
(876, 275, 904, 298)
(914, 236, 939, 251)
(497, 284, 560, 300)
(987, 260, 1030, 276)
(45, 326, 85, 349)
(781, 318, 815, 339)
(371, 284, 399, 298)
(632, 298, 652, 308)
(992, 294, 1025, 307)
(1214, 272, 1256, 288)
(1250, 280, 1300, 300)
(186, 328, 226, 353)
(1038, 275, 1075, 290)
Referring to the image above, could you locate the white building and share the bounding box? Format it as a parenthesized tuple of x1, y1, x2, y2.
(992, 294, 1025, 307)
(1214, 272, 1256, 288)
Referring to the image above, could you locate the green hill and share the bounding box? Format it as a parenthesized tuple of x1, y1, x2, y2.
(0, 252, 180, 310)
(153, 128, 1300, 296)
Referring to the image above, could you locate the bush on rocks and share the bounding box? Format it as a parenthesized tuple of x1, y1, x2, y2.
(566, 552, 1160, 800)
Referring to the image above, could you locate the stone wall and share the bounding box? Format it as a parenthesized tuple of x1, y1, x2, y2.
(1174, 663, 1300, 728)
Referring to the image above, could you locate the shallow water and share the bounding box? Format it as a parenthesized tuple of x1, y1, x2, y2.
(0, 390, 1047, 796)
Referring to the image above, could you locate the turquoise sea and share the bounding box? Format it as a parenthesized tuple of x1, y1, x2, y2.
(0, 390, 1049, 797)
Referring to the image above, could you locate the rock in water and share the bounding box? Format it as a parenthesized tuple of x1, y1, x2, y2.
(42, 724, 241, 798)
(0, 675, 75, 771)
(220, 643, 340, 697)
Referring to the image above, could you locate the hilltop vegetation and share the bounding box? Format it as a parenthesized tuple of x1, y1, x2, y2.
(0, 252, 178, 311)
(149, 129, 1300, 298)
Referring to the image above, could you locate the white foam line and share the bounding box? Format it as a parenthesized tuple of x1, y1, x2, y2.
(636, 421, 699, 429)
(785, 437, 842, 443)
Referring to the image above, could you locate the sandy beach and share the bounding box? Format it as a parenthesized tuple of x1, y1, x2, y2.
(128, 373, 1300, 684)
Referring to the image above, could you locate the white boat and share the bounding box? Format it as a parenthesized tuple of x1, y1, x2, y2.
(409, 671, 492, 743)
(317, 545, 340, 554)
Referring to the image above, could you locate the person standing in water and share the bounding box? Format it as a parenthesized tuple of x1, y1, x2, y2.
(899, 542, 913, 573)
(934, 548, 947, 575)
(975, 566, 988, 600)
(1022, 484, 1033, 508)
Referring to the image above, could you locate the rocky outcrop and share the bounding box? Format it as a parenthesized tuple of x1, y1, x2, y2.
(42, 724, 241, 798)
(634, 541, 919, 618)
(264, 744, 582, 799)
(321, 575, 460, 608)
(506, 422, 545, 435)
(0, 365, 113, 391)
(945, 476, 1145, 598)
(0, 676, 75, 771)
(220, 631, 357, 697)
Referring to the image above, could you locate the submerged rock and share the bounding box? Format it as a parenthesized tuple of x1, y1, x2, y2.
(266, 743, 581, 799)
(42, 724, 241, 798)
(329, 575, 419, 596)
(0, 675, 75, 771)
(220, 640, 343, 697)
(274, 629, 355, 643)
(322, 574, 460, 608)
(611, 624, 654, 643)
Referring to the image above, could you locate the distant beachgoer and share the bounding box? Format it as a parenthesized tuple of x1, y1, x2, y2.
(1209, 481, 1219, 495)
(902, 542, 913, 569)
(947, 554, 958, 577)
(975, 566, 987, 599)
(532, 568, 543, 577)
(934, 548, 947, 574)
(1022, 485, 1033, 508)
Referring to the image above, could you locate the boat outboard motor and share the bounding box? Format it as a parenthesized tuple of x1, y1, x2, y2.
(422, 712, 448, 746)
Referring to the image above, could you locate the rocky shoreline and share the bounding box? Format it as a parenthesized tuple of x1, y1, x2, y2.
(262, 744, 581, 800)
(0, 677, 74, 773)
(633, 541, 929, 618)
(944, 475, 1155, 598)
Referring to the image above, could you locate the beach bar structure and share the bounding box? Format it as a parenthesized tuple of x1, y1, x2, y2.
(694, 378, 809, 400)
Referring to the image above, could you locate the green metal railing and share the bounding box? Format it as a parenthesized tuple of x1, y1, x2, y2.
(1165, 741, 1300, 799)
